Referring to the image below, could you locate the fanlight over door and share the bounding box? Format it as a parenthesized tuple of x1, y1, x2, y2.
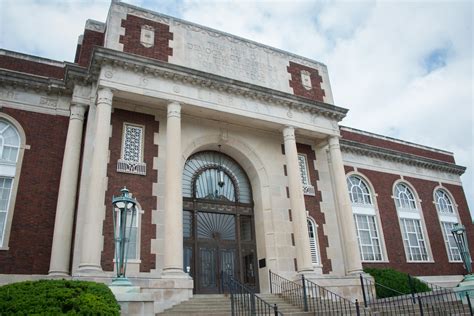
(182, 151, 258, 294)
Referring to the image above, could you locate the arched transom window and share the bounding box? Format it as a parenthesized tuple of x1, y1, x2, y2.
(394, 182, 429, 262)
(183, 151, 252, 204)
(435, 188, 461, 262)
(347, 175, 383, 261)
(347, 175, 372, 205)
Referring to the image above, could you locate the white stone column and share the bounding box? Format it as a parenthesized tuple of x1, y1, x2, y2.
(77, 87, 113, 274)
(49, 104, 87, 276)
(162, 101, 185, 277)
(283, 126, 313, 273)
(328, 136, 363, 275)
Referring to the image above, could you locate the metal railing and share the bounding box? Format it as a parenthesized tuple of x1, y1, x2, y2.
(269, 270, 366, 315)
(222, 271, 281, 316)
(360, 273, 473, 315)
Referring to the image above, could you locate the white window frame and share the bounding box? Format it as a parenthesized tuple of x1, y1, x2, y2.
(434, 187, 462, 262)
(394, 181, 432, 262)
(347, 174, 385, 262)
(297, 153, 315, 196)
(117, 122, 147, 176)
(0, 115, 27, 250)
(307, 217, 321, 267)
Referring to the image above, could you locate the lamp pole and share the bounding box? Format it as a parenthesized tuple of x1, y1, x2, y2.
(451, 223, 474, 303)
(451, 224, 472, 274)
(111, 187, 137, 286)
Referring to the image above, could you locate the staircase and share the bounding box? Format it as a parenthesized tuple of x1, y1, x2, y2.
(158, 294, 231, 316)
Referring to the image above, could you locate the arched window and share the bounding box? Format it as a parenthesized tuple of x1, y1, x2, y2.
(435, 188, 461, 262)
(394, 182, 429, 262)
(347, 175, 383, 261)
(183, 151, 252, 203)
(307, 217, 320, 266)
(0, 117, 24, 249)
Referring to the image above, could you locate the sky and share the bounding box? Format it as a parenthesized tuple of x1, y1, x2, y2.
(0, 0, 473, 215)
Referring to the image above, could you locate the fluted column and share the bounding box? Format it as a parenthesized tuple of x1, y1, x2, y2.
(49, 104, 87, 276)
(283, 126, 313, 273)
(328, 136, 363, 275)
(162, 101, 185, 277)
(77, 87, 113, 274)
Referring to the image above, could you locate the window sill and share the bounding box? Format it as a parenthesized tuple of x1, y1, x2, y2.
(406, 260, 435, 264)
(362, 260, 389, 263)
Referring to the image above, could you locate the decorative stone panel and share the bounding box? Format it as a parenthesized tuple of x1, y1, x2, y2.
(287, 62, 325, 102)
(120, 14, 173, 62)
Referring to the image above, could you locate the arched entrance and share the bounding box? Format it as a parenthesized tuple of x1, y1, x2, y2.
(182, 150, 258, 293)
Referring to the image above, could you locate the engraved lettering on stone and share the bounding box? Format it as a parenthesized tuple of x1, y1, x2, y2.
(173, 85, 181, 93)
(40, 97, 58, 107)
(140, 25, 155, 48)
(301, 70, 312, 90)
(0, 89, 16, 100)
(287, 109, 293, 118)
(186, 40, 276, 85)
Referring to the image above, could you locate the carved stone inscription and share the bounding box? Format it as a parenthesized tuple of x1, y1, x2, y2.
(186, 40, 278, 86)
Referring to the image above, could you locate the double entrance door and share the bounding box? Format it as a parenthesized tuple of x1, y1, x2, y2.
(183, 200, 258, 294)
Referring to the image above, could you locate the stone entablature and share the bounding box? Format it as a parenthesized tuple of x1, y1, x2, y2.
(104, 1, 334, 104)
(341, 139, 465, 177)
(91, 48, 345, 137)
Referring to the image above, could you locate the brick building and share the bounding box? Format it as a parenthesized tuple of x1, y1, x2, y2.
(0, 1, 470, 312)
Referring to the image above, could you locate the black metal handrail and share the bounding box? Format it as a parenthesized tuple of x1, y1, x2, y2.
(360, 274, 473, 315)
(222, 271, 281, 316)
(270, 270, 365, 315)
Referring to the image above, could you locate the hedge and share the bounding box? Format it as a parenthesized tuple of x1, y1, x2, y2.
(364, 267, 431, 298)
(0, 279, 120, 315)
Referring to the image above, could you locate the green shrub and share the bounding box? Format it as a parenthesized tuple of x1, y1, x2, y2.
(364, 268, 431, 299)
(0, 279, 120, 315)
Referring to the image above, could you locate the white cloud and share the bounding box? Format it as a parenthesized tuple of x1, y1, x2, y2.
(1, 0, 472, 214)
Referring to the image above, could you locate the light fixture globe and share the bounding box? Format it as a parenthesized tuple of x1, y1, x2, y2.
(111, 187, 138, 286)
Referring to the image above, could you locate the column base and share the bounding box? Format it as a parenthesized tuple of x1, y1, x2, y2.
(162, 268, 190, 279)
(76, 264, 104, 277)
(48, 270, 70, 277)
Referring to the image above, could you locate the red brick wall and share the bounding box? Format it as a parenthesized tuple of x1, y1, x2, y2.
(0, 107, 68, 274)
(287, 62, 325, 102)
(350, 167, 468, 275)
(341, 130, 455, 164)
(77, 29, 105, 68)
(120, 15, 173, 62)
(0, 55, 64, 80)
(297, 143, 332, 274)
(101, 109, 158, 272)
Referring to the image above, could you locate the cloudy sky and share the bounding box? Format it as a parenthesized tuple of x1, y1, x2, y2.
(1, 0, 473, 214)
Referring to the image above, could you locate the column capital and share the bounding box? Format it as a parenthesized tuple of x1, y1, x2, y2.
(96, 87, 113, 106)
(283, 126, 296, 142)
(167, 101, 181, 119)
(70, 104, 88, 121)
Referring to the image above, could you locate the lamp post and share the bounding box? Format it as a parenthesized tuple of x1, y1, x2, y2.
(451, 224, 472, 274)
(451, 223, 474, 303)
(111, 187, 137, 286)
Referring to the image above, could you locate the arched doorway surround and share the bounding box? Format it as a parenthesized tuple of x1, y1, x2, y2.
(182, 150, 259, 293)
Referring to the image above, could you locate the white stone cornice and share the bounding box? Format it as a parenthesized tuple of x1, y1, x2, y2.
(90, 47, 348, 122)
(340, 139, 466, 176)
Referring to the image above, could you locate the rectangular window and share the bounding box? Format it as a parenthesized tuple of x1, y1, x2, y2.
(354, 214, 383, 261)
(297, 154, 315, 196)
(441, 222, 462, 262)
(401, 218, 429, 261)
(126, 214, 138, 260)
(117, 123, 146, 175)
(0, 177, 13, 246)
